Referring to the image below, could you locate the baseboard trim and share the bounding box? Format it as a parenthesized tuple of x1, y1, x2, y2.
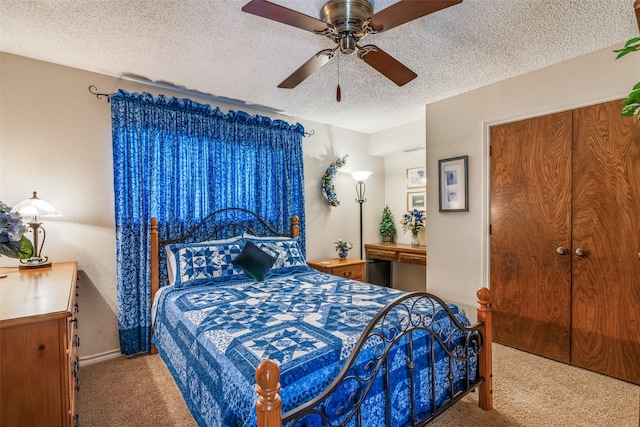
(79, 349, 122, 366)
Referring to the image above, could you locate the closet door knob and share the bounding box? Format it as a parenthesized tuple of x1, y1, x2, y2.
(556, 247, 568, 255)
(575, 248, 587, 257)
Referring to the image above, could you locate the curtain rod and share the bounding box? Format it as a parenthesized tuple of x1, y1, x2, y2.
(88, 85, 314, 137)
(89, 85, 110, 101)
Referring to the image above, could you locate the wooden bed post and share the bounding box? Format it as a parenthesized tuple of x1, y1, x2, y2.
(256, 359, 282, 427)
(476, 287, 493, 410)
(150, 218, 159, 354)
(291, 215, 299, 238)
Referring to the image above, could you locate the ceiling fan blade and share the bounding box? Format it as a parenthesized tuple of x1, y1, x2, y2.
(278, 48, 337, 89)
(368, 0, 462, 32)
(357, 45, 417, 86)
(242, 0, 329, 33)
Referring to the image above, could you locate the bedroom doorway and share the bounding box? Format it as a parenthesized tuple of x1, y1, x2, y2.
(489, 99, 640, 385)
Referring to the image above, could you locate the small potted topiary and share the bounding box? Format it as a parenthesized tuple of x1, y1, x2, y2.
(379, 205, 396, 243)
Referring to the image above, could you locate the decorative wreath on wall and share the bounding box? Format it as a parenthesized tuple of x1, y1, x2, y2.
(321, 155, 348, 207)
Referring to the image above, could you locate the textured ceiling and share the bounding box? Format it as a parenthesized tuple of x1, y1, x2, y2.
(1, 0, 638, 134)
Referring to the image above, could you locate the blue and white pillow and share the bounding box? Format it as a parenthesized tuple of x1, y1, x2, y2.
(166, 239, 247, 288)
(244, 235, 307, 276)
(165, 236, 243, 286)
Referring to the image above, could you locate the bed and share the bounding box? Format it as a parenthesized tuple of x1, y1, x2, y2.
(150, 208, 492, 427)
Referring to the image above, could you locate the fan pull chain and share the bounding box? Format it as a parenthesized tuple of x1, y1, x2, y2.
(336, 52, 341, 102)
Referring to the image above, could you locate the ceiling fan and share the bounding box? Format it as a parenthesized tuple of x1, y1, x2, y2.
(242, 0, 462, 89)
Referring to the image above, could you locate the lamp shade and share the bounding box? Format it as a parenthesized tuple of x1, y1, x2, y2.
(12, 192, 61, 221)
(351, 171, 372, 182)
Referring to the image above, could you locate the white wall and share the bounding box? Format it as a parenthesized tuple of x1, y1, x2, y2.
(0, 53, 384, 359)
(303, 125, 384, 261)
(425, 44, 640, 315)
(370, 119, 428, 292)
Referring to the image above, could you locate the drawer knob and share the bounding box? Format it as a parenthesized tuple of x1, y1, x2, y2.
(342, 271, 352, 278)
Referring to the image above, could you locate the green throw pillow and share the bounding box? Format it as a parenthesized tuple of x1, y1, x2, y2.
(232, 240, 277, 282)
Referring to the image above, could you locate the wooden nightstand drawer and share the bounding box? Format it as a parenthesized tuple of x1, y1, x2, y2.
(307, 258, 366, 282)
(331, 264, 364, 281)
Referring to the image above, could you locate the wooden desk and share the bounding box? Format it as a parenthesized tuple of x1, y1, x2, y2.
(307, 258, 366, 282)
(365, 242, 426, 265)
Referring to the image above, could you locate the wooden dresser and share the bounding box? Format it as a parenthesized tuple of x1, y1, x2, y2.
(0, 262, 79, 427)
(307, 258, 366, 282)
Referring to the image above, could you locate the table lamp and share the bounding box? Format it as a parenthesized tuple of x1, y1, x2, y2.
(11, 191, 62, 269)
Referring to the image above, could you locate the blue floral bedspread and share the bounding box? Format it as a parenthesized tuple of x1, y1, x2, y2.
(152, 268, 476, 427)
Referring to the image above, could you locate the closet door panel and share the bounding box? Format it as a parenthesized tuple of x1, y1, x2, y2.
(571, 99, 640, 384)
(490, 111, 573, 363)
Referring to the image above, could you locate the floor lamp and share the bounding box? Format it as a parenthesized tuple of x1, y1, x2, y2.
(351, 171, 372, 259)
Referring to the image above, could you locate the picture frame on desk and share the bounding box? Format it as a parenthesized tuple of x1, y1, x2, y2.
(438, 155, 469, 212)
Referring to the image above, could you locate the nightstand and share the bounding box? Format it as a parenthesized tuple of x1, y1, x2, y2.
(307, 258, 366, 282)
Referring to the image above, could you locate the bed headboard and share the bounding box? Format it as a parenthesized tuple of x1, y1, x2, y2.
(150, 208, 299, 314)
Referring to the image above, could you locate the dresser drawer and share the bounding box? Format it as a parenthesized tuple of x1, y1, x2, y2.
(331, 264, 364, 281)
(398, 252, 426, 265)
(365, 248, 397, 262)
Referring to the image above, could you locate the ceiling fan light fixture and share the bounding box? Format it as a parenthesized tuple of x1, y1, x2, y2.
(339, 34, 357, 54)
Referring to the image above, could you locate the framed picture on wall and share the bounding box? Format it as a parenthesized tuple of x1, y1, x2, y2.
(438, 155, 468, 212)
(406, 166, 427, 188)
(407, 192, 426, 211)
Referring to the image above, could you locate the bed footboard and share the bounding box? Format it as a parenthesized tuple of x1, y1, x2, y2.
(256, 288, 493, 427)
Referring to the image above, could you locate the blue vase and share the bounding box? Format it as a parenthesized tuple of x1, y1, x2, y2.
(339, 249, 348, 259)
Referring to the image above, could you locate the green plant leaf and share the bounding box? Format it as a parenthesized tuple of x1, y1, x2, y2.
(0, 237, 34, 259)
(624, 89, 640, 105)
(614, 37, 640, 121)
(621, 103, 640, 117)
(614, 37, 640, 59)
(624, 36, 640, 47)
(615, 46, 640, 59)
(17, 236, 34, 258)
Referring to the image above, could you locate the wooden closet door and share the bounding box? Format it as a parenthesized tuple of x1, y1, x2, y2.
(490, 111, 573, 363)
(571, 99, 640, 384)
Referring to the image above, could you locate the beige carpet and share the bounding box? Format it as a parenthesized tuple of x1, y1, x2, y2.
(77, 344, 639, 426)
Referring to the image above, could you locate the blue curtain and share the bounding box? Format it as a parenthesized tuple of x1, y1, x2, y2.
(110, 90, 306, 354)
